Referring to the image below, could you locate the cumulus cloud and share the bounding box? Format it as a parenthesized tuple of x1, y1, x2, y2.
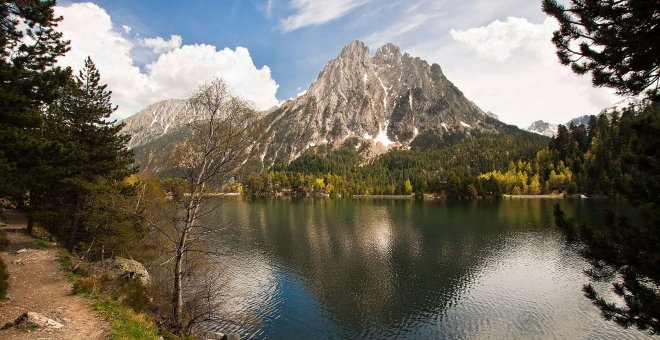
(141, 34, 182, 53)
(281, 0, 369, 32)
(54, 2, 279, 119)
(443, 17, 619, 126)
(450, 17, 557, 63)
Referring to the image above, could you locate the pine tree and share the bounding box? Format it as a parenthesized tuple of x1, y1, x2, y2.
(0, 0, 70, 230)
(543, 0, 660, 99)
(44, 57, 134, 250)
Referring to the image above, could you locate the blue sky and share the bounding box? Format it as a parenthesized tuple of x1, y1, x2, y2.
(55, 0, 620, 127)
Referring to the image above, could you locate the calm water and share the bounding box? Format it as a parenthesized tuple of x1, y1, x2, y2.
(203, 198, 651, 339)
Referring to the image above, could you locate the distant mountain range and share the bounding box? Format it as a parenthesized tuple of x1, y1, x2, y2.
(120, 41, 545, 171)
(524, 97, 645, 137)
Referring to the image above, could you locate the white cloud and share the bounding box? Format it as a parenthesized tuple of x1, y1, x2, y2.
(450, 17, 557, 63)
(361, 5, 620, 127)
(442, 17, 619, 126)
(281, 0, 369, 32)
(141, 34, 182, 53)
(54, 2, 279, 119)
(122, 25, 132, 34)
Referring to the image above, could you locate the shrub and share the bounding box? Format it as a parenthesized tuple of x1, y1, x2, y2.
(73, 276, 99, 295)
(118, 278, 151, 313)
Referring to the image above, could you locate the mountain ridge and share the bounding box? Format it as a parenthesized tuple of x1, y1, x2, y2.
(122, 41, 523, 170)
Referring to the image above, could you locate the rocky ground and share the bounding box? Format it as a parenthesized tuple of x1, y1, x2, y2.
(0, 210, 108, 339)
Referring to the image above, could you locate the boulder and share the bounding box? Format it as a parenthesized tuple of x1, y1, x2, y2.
(2, 312, 63, 330)
(91, 257, 151, 286)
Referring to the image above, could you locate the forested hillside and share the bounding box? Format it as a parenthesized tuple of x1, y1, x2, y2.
(244, 129, 549, 197)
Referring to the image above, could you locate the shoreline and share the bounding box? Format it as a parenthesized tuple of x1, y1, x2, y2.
(352, 194, 415, 199)
(502, 194, 567, 199)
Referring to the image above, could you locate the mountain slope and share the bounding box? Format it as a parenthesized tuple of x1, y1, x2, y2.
(121, 99, 190, 149)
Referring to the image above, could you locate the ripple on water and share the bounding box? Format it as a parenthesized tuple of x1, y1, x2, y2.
(202, 199, 652, 339)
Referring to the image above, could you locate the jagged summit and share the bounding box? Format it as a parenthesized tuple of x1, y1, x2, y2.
(258, 40, 500, 167)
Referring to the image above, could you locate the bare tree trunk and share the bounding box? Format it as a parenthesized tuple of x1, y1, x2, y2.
(173, 242, 185, 327)
(173, 192, 201, 329)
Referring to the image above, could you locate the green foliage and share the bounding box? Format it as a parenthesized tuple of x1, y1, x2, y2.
(543, 0, 660, 99)
(34, 238, 55, 248)
(553, 102, 660, 334)
(33, 58, 135, 251)
(247, 130, 548, 197)
(0, 0, 71, 196)
(478, 102, 655, 196)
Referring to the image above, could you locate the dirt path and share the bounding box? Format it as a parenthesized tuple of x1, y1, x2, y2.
(0, 210, 108, 340)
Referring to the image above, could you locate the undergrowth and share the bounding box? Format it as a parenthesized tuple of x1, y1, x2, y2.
(56, 251, 163, 339)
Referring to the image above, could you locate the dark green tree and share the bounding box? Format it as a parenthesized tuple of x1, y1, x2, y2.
(554, 102, 659, 334)
(0, 0, 70, 231)
(542, 0, 660, 99)
(44, 57, 134, 251)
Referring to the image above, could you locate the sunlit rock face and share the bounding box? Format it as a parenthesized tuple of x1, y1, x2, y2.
(258, 40, 503, 167)
(121, 99, 191, 149)
(526, 120, 558, 137)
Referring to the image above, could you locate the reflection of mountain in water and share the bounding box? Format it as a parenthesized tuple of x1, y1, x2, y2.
(202, 199, 647, 339)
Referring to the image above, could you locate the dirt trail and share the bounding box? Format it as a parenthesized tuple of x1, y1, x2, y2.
(0, 210, 108, 340)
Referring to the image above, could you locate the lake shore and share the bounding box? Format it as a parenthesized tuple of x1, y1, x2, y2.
(502, 194, 567, 199)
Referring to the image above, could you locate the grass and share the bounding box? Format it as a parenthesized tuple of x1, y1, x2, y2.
(55, 251, 163, 339)
(90, 296, 161, 340)
(34, 238, 56, 248)
(56, 252, 83, 281)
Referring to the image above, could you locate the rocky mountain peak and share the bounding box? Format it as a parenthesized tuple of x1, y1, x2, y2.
(337, 40, 370, 60)
(258, 40, 502, 167)
(526, 120, 558, 137)
(122, 40, 509, 169)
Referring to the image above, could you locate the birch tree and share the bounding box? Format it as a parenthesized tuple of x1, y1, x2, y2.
(148, 79, 261, 332)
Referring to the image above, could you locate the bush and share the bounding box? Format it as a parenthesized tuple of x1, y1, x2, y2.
(118, 278, 151, 313)
(0, 258, 8, 299)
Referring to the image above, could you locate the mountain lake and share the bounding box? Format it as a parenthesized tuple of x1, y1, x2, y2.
(201, 198, 651, 339)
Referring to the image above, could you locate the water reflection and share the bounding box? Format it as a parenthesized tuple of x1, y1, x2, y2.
(203, 198, 650, 339)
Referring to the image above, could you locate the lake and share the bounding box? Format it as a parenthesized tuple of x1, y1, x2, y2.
(203, 198, 650, 339)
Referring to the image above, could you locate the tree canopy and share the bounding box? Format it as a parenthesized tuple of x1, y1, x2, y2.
(543, 0, 660, 99)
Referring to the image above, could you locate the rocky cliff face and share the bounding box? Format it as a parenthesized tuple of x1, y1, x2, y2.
(258, 41, 502, 167)
(120, 99, 190, 149)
